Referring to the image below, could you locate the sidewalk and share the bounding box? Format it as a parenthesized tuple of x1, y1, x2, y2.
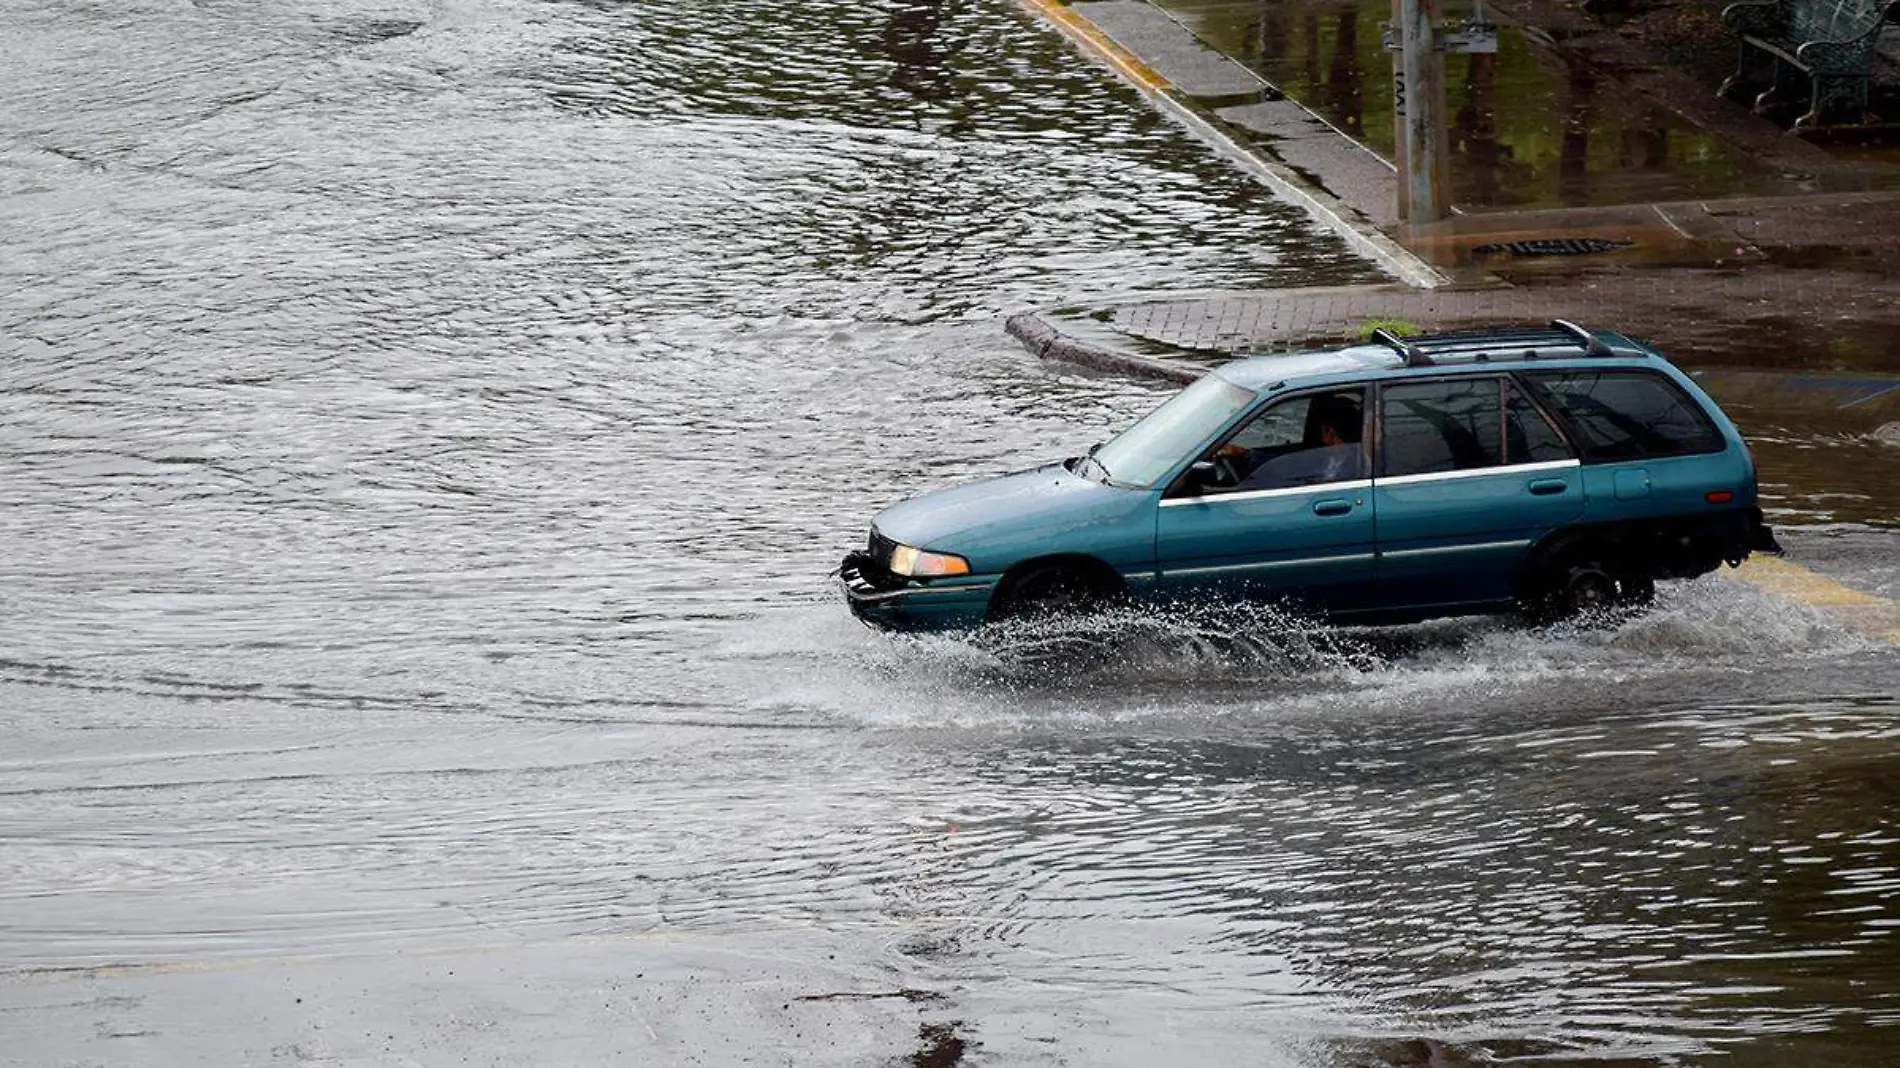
(1007, 0, 1900, 377)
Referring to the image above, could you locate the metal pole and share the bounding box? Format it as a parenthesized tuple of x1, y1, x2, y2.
(1390, 0, 1410, 222)
(1398, 0, 1452, 223)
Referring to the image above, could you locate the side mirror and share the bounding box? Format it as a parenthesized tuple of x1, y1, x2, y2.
(1184, 460, 1218, 489)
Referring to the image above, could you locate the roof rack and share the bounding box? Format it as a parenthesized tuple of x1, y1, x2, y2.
(1370, 327, 1434, 367)
(1549, 319, 1613, 356)
(1355, 322, 1621, 369)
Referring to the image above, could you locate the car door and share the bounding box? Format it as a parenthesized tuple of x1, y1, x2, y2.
(1372, 375, 1586, 607)
(1154, 387, 1377, 609)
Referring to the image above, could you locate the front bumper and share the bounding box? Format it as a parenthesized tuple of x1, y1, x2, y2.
(839, 551, 997, 632)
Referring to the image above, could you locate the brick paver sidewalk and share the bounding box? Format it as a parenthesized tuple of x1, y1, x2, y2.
(1111, 266, 1900, 368)
(1039, 197, 1900, 372)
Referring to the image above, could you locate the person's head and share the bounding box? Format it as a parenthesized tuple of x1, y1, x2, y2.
(1315, 397, 1360, 446)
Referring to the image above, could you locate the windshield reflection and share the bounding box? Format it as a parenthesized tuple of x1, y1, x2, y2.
(1090, 375, 1255, 488)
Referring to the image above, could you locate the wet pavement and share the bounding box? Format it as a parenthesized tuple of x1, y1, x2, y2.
(1150, 0, 1871, 210)
(1037, 0, 1900, 278)
(4, 1, 1900, 1066)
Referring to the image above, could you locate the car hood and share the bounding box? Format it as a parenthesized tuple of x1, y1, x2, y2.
(872, 461, 1134, 557)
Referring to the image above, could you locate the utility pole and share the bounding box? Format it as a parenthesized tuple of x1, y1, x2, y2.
(1399, 0, 1451, 223)
(1390, 0, 1411, 222)
(1384, 0, 1495, 226)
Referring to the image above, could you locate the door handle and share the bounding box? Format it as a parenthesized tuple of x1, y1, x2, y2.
(1528, 478, 1569, 496)
(1312, 499, 1353, 517)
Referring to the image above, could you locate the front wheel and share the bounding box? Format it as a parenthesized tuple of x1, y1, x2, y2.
(991, 563, 1113, 623)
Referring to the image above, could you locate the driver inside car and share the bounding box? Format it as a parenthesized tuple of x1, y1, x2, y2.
(1214, 394, 1364, 492)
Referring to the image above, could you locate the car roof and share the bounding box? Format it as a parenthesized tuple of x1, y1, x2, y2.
(1214, 323, 1662, 393)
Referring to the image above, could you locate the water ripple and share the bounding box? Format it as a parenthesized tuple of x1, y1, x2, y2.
(3, 0, 1898, 1063)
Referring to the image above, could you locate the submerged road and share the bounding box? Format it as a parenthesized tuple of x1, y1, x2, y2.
(2, 1, 1897, 1065)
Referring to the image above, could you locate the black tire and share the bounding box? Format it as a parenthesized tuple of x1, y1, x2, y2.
(1619, 573, 1657, 607)
(1555, 560, 1620, 617)
(992, 563, 1111, 623)
(1525, 551, 1629, 623)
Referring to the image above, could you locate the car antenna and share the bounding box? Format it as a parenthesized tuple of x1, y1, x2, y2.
(1550, 318, 1612, 356)
(1370, 327, 1433, 367)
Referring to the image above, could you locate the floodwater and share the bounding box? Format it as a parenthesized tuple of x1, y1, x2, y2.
(2, 1, 1897, 1066)
(1153, 0, 1900, 209)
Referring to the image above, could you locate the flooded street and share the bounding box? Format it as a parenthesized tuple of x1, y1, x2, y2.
(2, 1, 1897, 1066)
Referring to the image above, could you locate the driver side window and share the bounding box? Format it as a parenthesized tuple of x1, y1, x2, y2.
(1186, 388, 1367, 496)
(1228, 398, 1311, 453)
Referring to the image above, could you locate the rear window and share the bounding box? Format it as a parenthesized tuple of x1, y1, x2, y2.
(1521, 371, 1723, 461)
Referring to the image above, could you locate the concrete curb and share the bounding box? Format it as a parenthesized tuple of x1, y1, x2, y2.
(1003, 312, 1198, 384)
(1007, 0, 1447, 291)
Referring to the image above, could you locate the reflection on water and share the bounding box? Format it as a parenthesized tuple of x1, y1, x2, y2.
(776, 578, 1900, 1065)
(4, 551, 1900, 1068)
(2, 0, 1898, 1064)
(1697, 372, 1900, 529)
(1156, 0, 1812, 209)
(930, 694, 1900, 1062)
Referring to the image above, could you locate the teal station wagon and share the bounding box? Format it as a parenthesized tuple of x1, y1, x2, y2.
(841, 322, 1780, 631)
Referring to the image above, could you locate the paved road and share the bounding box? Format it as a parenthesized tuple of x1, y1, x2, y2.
(3, 2, 1897, 1066)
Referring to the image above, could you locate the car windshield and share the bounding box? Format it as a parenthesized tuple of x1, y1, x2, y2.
(1089, 374, 1255, 488)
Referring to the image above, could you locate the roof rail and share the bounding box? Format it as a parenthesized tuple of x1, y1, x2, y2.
(1370, 327, 1434, 367)
(1549, 319, 1613, 357)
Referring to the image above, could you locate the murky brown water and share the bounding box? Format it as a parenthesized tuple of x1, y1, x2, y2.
(2, 1, 1897, 1066)
(1155, 0, 1900, 209)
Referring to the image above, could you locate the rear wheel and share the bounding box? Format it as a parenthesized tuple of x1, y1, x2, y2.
(1526, 550, 1651, 623)
(1619, 573, 1657, 607)
(1552, 560, 1619, 618)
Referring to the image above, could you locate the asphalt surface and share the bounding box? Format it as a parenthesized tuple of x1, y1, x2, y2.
(5, 1, 1899, 1066)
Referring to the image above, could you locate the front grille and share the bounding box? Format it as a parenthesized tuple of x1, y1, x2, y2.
(850, 528, 907, 593)
(846, 552, 906, 592)
(869, 528, 898, 569)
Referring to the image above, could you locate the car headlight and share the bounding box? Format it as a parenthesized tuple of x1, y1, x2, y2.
(889, 544, 971, 578)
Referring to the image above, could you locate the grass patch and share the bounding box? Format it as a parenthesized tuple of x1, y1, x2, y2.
(1353, 318, 1422, 340)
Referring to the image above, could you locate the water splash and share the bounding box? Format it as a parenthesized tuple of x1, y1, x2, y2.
(764, 567, 1886, 732)
(972, 598, 1386, 682)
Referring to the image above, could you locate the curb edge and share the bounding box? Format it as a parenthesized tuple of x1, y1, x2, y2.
(1007, 0, 1448, 291)
(1003, 312, 1201, 383)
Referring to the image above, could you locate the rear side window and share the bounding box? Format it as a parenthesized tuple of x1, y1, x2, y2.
(1522, 371, 1724, 461)
(1504, 381, 1573, 464)
(1381, 378, 1503, 477)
